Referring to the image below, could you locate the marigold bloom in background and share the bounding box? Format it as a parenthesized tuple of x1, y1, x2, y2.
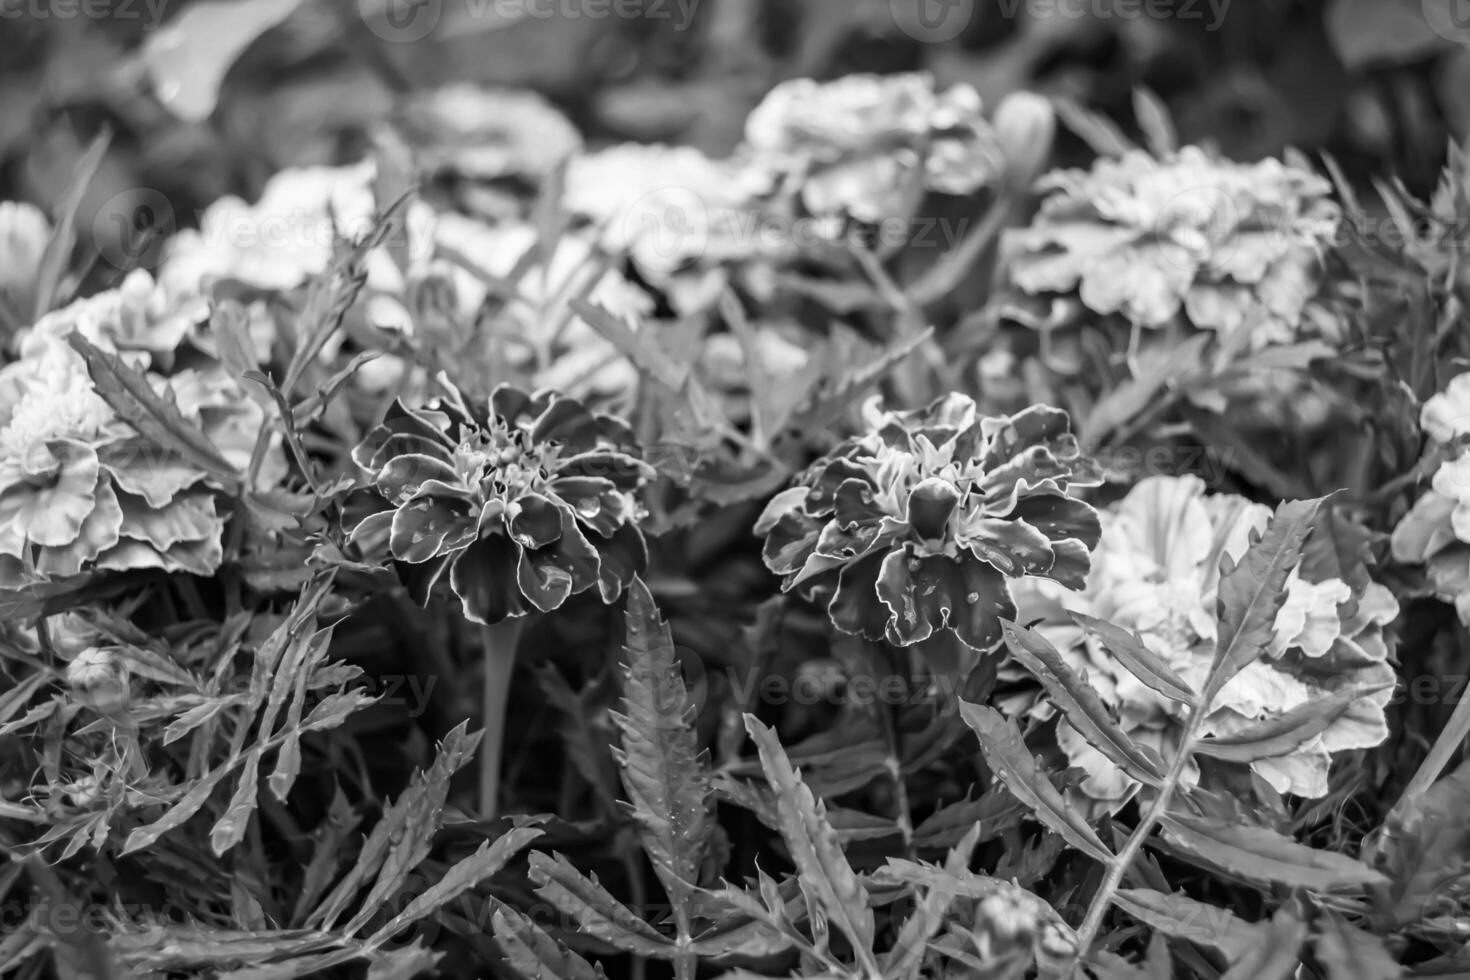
(1392, 372, 1470, 622)
(1004, 146, 1341, 347)
(1016, 475, 1397, 809)
(756, 393, 1100, 651)
(743, 72, 1004, 223)
(348, 383, 653, 624)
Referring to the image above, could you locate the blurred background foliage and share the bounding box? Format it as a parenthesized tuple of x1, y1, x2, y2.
(4, 0, 1470, 273)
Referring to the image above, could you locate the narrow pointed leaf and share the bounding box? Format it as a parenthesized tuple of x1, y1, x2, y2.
(1205, 496, 1325, 705)
(1001, 620, 1167, 786)
(1068, 611, 1198, 707)
(1114, 888, 1264, 960)
(610, 577, 714, 913)
(492, 906, 605, 980)
(1160, 813, 1387, 891)
(958, 701, 1113, 866)
(1218, 903, 1306, 980)
(527, 851, 673, 958)
(1193, 683, 1390, 763)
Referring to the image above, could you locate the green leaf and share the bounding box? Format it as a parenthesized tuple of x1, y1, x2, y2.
(956, 701, 1113, 866)
(1218, 902, 1306, 980)
(570, 298, 690, 392)
(1204, 496, 1326, 706)
(210, 750, 261, 857)
(1001, 620, 1167, 787)
(781, 326, 935, 437)
(527, 851, 674, 958)
(366, 827, 541, 945)
(33, 131, 109, 319)
(1364, 755, 1470, 931)
(1159, 813, 1387, 891)
(1052, 95, 1137, 158)
(743, 715, 880, 973)
(1113, 888, 1264, 960)
(122, 766, 232, 855)
(1079, 333, 1209, 446)
(492, 906, 606, 980)
(610, 577, 715, 915)
(1067, 611, 1198, 708)
(1132, 87, 1177, 157)
(68, 332, 241, 489)
(1313, 910, 1402, 980)
(1192, 683, 1390, 764)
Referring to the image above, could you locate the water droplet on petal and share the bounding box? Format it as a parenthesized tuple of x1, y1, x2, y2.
(576, 497, 600, 518)
(966, 592, 980, 605)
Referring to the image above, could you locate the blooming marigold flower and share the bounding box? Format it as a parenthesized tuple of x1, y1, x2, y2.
(348, 383, 654, 624)
(1392, 372, 1470, 622)
(755, 393, 1101, 651)
(1004, 146, 1340, 347)
(1016, 475, 1397, 809)
(743, 72, 1003, 223)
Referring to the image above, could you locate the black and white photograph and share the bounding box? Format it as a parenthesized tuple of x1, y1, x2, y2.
(0, 0, 1467, 976)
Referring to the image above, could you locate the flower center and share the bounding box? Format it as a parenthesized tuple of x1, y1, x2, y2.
(454, 421, 558, 501)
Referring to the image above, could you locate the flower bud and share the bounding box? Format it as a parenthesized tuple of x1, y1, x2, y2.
(992, 92, 1057, 192)
(976, 893, 1036, 939)
(47, 612, 98, 658)
(66, 647, 130, 715)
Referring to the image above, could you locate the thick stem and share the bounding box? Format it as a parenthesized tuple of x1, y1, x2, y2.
(478, 617, 526, 820)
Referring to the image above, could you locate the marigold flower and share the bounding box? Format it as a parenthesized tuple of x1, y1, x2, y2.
(755, 393, 1101, 651)
(1392, 373, 1470, 621)
(348, 383, 653, 624)
(1005, 147, 1340, 346)
(1016, 475, 1397, 808)
(393, 84, 583, 182)
(744, 72, 1003, 223)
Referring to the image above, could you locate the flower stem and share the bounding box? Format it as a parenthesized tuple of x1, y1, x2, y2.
(478, 617, 525, 820)
(1067, 706, 1208, 973)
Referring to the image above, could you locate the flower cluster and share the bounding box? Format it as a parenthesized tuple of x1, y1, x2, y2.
(743, 72, 1004, 222)
(1005, 146, 1341, 347)
(756, 393, 1101, 651)
(1016, 475, 1397, 809)
(348, 384, 653, 624)
(1392, 373, 1470, 622)
(393, 84, 583, 183)
(0, 289, 277, 584)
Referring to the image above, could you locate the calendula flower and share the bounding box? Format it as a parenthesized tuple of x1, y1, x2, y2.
(18, 269, 206, 364)
(348, 383, 653, 624)
(1392, 373, 1470, 621)
(394, 84, 583, 182)
(564, 142, 757, 279)
(0, 324, 280, 584)
(1017, 475, 1397, 809)
(743, 72, 1003, 222)
(755, 393, 1101, 651)
(1005, 147, 1340, 347)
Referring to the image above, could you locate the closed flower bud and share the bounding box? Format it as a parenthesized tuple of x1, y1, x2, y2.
(977, 893, 1036, 940)
(992, 92, 1056, 192)
(47, 612, 98, 658)
(66, 647, 130, 715)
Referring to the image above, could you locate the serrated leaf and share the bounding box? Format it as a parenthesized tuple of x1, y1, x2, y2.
(957, 701, 1113, 866)
(492, 906, 605, 980)
(68, 333, 241, 488)
(1001, 620, 1167, 787)
(527, 851, 674, 958)
(1205, 496, 1325, 706)
(781, 327, 934, 436)
(1067, 611, 1198, 707)
(367, 827, 540, 944)
(122, 766, 231, 855)
(1113, 888, 1263, 960)
(1160, 813, 1387, 891)
(610, 577, 714, 916)
(743, 715, 880, 973)
(210, 750, 261, 856)
(365, 941, 443, 980)
(1193, 683, 1389, 764)
(571, 298, 690, 391)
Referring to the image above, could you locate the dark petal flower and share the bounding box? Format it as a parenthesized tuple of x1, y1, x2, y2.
(876, 547, 962, 646)
(517, 546, 576, 612)
(354, 402, 450, 471)
(377, 453, 462, 505)
(389, 495, 477, 563)
(834, 477, 883, 528)
(1006, 495, 1102, 552)
(531, 397, 604, 452)
(542, 513, 603, 594)
(1046, 538, 1094, 591)
(907, 477, 961, 540)
(557, 450, 652, 488)
(595, 520, 648, 602)
(762, 509, 824, 577)
(397, 553, 452, 607)
(828, 551, 891, 641)
(490, 384, 536, 425)
(951, 562, 1013, 652)
(449, 534, 529, 624)
(509, 493, 565, 550)
(964, 517, 1055, 576)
